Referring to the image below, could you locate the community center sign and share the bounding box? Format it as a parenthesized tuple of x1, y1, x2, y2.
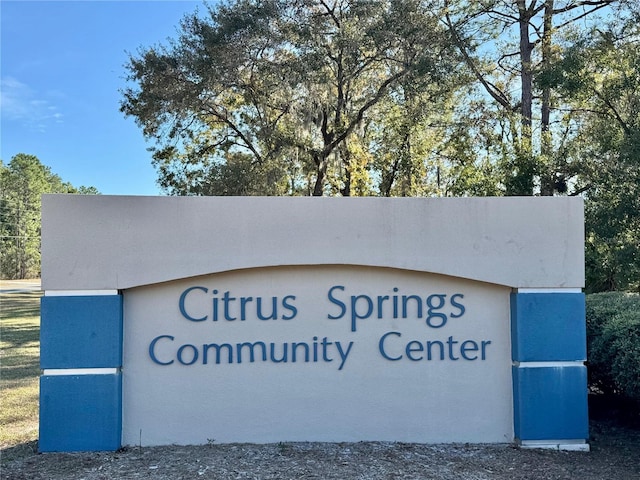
(39, 196, 588, 451)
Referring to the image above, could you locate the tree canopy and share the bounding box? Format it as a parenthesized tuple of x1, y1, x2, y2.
(0, 154, 99, 279)
(121, 0, 639, 292)
(548, 13, 640, 292)
(122, 0, 471, 196)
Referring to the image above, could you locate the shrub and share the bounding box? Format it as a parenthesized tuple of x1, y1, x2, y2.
(586, 292, 640, 401)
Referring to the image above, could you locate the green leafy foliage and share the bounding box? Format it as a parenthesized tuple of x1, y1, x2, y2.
(121, 0, 467, 196)
(0, 154, 99, 279)
(543, 18, 640, 292)
(120, 1, 638, 291)
(443, 0, 619, 196)
(586, 292, 640, 401)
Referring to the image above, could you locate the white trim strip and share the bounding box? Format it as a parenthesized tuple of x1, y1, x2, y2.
(45, 290, 118, 296)
(520, 440, 589, 452)
(42, 368, 119, 376)
(515, 361, 585, 368)
(522, 439, 586, 445)
(516, 288, 582, 294)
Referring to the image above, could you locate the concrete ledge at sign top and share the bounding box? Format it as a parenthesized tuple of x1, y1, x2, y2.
(41, 195, 584, 291)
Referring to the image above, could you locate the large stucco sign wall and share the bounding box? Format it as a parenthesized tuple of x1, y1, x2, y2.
(39, 196, 588, 451)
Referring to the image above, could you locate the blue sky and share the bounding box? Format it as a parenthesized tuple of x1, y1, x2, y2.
(1, 0, 204, 195)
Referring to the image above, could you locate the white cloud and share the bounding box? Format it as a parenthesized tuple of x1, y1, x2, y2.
(0, 76, 64, 131)
(0, 77, 31, 117)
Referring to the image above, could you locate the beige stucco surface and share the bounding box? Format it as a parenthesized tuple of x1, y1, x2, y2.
(41, 195, 584, 290)
(122, 266, 514, 445)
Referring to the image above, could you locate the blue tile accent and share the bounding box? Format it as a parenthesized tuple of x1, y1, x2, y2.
(510, 293, 586, 362)
(39, 374, 122, 452)
(513, 366, 588, 441)
(41, 295, 123, 369)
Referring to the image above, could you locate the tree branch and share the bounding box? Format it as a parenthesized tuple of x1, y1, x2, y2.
(327, 67, 409, 154)
(592, 88, 632, 135)
(444, 10, 513, 111)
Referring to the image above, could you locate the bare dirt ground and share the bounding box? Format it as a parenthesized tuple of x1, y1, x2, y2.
(2, 417, 639, 480)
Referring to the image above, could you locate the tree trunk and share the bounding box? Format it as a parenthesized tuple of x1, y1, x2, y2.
(540, 0, 556, 196)
(312, 154, 326, 196)
(518, 14, 534, 137)
(517, 0, 535, 196)
(340, 145, 352, 197)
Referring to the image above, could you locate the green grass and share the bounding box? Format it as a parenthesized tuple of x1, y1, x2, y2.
(0, 290, 41, 450)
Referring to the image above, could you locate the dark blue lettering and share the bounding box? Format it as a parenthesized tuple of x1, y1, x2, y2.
(426, 294, 447, 328)
(321, 337, 333, 362)
(392, 288, 399, 318)
(377, 295, 389, 318)
(447, 336, 459, 360)
(257, 297, 277, 320)
(292, 342, 310, 362)
(405, 340, 424, 361)
(481, 340, 491, 359)
(203, 343, 233, 364)
(426, 340, 444, 360)
(149, 335, 175, 365)
(460, 340, 478, 360)
(450, 293, 465, 318)
(351, 295, 373, 332)
(402, 295, 422, 319)
(379, 331, 402, 361)
(177, 344, 198, 365)
(240, 297, 253, 320)
(270, 343, 288, 363)
(236, 341, 267, 363)
(327, 285, 347, 320)
(335, 341, 353, 370)
(179, 286, 208, 322)
(281, 295, 297, 320)
(223, 291, 237, 321)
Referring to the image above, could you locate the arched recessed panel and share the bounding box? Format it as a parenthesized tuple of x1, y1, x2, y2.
(122, 265, 513, 445)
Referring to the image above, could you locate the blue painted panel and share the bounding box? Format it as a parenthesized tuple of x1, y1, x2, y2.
(41, 295, 123, 369)
(39, 374, 122, 452)
(512, 366, 588, 441)
(510, 293, 586, 362)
